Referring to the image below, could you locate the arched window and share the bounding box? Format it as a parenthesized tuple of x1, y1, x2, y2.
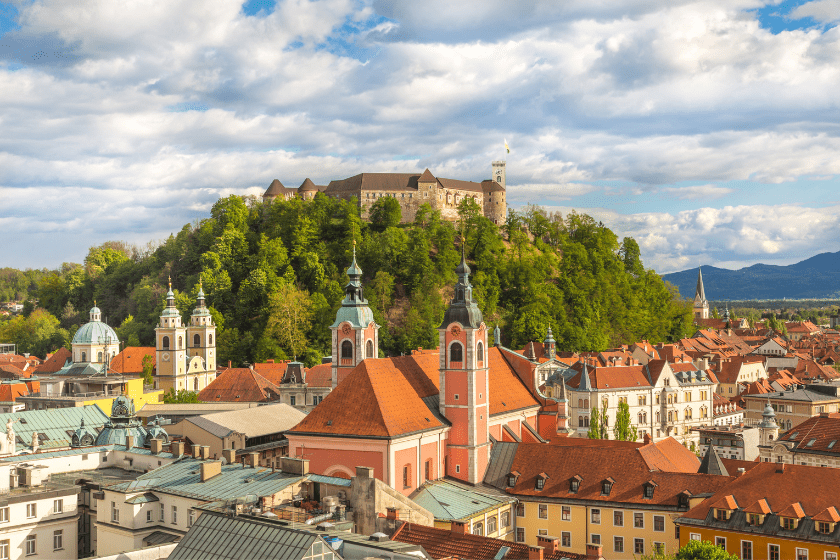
(162, 336, 170, 350)
(656, 411, 661, 423)
(194, 334, 201, 347)
(578, 416, 583, 427)
(578, 399, 583, 408)
(194, 378, 199, 391)
(476, 342, 484, 362)
(178, 336, 183, 349)
(81, 352, 87, 362)
(638, 412, 644, 424)
(473, 522, 483, 536)
(98, 352, 103, 362)
(584, 416, 590, 427)
(341, 340, 353, 359)
(584, 399, 589, 409)
(450, 342, 463, 363)
(209, 334, 213, 345)
(366, 340, 374, 359)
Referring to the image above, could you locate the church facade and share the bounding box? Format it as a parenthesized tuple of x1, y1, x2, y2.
(263, 162, 508, 225)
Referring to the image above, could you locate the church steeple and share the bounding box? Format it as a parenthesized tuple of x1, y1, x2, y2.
(440, 246, 483, 330)
(693, 268, 710, 321)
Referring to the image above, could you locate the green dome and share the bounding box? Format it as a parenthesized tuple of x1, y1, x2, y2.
(72, 319, 119, 345)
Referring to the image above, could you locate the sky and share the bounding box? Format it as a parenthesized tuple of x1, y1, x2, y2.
(1, 0, 839, 274)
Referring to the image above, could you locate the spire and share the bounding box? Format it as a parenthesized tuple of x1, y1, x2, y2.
(161, 276, 180, 318)
(698, 444, 729, 476)
(493, 325, 501, 347)
(543, 325, 556, 358)
(695, 268, 706, 302)
(440, 243, 482, 329)
(579, 360, 593, 392)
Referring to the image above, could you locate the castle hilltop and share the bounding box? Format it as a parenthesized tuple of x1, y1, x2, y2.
(262, 161, 507, 224)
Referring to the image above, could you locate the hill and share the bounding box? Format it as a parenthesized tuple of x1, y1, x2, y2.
(662, 251, 840, 300)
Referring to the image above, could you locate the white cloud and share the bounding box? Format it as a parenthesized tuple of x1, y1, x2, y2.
(661, 185, 734, 200)
(790, 0, 840, 24)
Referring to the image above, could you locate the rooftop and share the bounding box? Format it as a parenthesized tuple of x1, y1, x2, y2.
(185, 403, 305, 439)
(410, 478, 516, 522)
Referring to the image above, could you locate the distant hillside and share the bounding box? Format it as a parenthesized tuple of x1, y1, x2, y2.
(662, 251, 840, 300)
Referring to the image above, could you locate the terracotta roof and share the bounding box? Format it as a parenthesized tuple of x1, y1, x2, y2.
(197, 368, 281, 402)
(497, 442, 731, 506)
(298, 178, 321, 192)
(710, 494, 738, 510)
(418, 168, 436, 182)
(716, 356, 765, 384)
(743, 499, 772, 514)
(812, 506, 840, 523)
(0, 364, 28, 379)
(566, 362, 652, 390)
(391, 521, 589, 560)
(110, 347, 155, 375)
(0, 381, 34, 402)
(251, 361, 291, 385)
(34, 347, 72, 373)
(778, 502, 806, 518)
(777, 413, 840, 454)
(304, 363, 332, 387)
(638, 437, 702, 473)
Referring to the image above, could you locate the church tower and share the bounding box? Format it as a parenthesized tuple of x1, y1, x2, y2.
(758, 399, 779, 447)
(693, 268, 709, 320)
(439, 247, 489, 484)
(185, 280, 216, 391)
(155, 278, 187, 392)
(330, 244, 378, 388)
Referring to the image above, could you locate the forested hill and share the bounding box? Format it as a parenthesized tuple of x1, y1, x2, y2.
(0, 196, 693, 365)
(662, 250, 840, 300)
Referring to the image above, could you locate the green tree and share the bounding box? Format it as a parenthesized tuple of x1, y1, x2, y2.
(711, 307, 720, 319)
(642, 539, 741, 560)
(613, 400, 638, 441)
(265, 283, 313, 360)
(141, 354, 154, 386)
(163, 389, 201, 403)
(369, 197, 402, 231)
(587, 399, 609, 439)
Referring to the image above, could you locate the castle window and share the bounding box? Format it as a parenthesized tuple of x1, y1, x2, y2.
(450, 342, 463, 363)
(194, 334, 200, 347)
(341, 340, 353, 360)
(162, 336, 170, 350)
(477, 342, 484, 362)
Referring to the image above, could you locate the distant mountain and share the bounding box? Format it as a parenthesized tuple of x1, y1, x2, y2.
(661, 251, 840, 300)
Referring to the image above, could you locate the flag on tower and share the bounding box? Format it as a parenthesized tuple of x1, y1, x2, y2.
(504, 139, 510, 154)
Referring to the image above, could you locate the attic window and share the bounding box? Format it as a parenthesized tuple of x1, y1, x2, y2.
(644, 482, 657, 499)
(535, 473, 549, 491)
(789, 432, 799, 440)
(570, 475, 582, 494)
(507, 471, 520, 487)
(829, 440, 837, 449)
(807, 438, 817, 447)
(679, 493, 691, 508)
(601, 478, 615, 496)
(326, 420, 332, 426)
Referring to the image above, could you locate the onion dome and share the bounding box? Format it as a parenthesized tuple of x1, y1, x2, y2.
(440, 245, 483, 329)
(331, 243, 374, 329)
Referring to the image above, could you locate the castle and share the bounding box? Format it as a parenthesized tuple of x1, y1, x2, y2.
(262, 161, 508, 225)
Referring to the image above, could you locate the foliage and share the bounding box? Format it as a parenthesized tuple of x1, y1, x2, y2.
(0, 308, 70, 357)
(613, 400, 638, 441)
(642, 539, 741, 560)
(588, 399, 609, 439)
(141, 354, 154, 386)
(162, 389, 201, 403)
(369, 197, 402, 231)
(265, 283, 313, 362)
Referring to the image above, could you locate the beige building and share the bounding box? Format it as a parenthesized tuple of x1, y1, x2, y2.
(263, 162, 508, 225)
(759, 412, 840, 467)
(743, 387, 840, 431)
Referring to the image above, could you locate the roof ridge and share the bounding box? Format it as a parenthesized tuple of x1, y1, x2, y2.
(363, 360, 419, 437)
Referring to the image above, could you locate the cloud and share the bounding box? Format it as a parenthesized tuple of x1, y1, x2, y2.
(790, 0, 840, 24)
(661, 185, 734, 200)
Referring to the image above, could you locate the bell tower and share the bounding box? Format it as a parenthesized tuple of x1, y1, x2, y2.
(758, 399, 779, 447)
(694, 268, 709, 320)
(439, 246, 489, 484)
(155, 277, 187, 392)
(330, 243, 378, 388)
(186, 279, 216, 391)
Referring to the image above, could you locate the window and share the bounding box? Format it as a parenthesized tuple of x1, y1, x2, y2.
(487, 516, 497, 533)
(570, 478, 580, 493)
(690, 533, 701, 541)
(425, 460, 432, 481)
(602, 481, 612, 495)
(635, 538, 645, 554)
(209, 334, 213, 345)
(25, 535, 35, 556)
(112, 501, 119, 523)
(769, 544, 780, 560)
(591, 534, 601, 545)
(172, 505, 177, 524)
(98, 351, 103, 362)
(654, 542, 665, 555)
(53, 530, 63, 551)
(194, 334, 201, 347)
(539, 504, 548, 519)
(178, 336, 183, 349)
(738, 541, 753, 560)
(561, 531, 571, 547)
(614, 536, 624, 553)
(366, 340, 374, 358)
(826, 553, 837, 560)
(0, 508, 7, 523)
(818, 521, 831, 534)
(797, 549, 808, 560)
(645, 485, 655, 499)
(341, 340, 353, 359)
(716, 537, 726, 549)
(477, 342, 484, 362)
(473, 522, 483, 536)
(639, 395, 647, 406)
(516, 528, 525, 542)
(501, 511, 510, 528)
(403, 464, 412, 488)
(783, 517, 796, 530)
(53, 499, 63, 513)
(536, 476, 546, 490)
(561, 505, 570, 521)
(516, 504, 525, 517)
(450, 342, 463, 363)
(634, 512, 644, 528)
(591, 509, 601, 524)
(162, 336, 169, 349)
(81, 351, 86, 361)
(654, 515, 665, 532)
(188, 509, 195, 527)
(26, 503, 36, 518)
(160, 503, 165, 522)
(290, 395, 296, 406)
(0, 540, 8, 560)
(147, 510, 153, 523)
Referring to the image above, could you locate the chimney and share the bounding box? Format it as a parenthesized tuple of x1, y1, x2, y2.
(451, 520, 468, 534)
(528, 545, 544, 560)
(125, 435, 134, 449)
(386, 507, 398, 520)
(200, 461, 221, 482)
(586, 544, 604, 559)
(192, 445, 202, 459)
(643, 433, 652, 444)
(222, 448, 235, 464)
(537, 535, 560, 553)
(170, 441, 185, 456)
(281, 457, 310, 475)
(229, 360, 232, 368)
(200, 446, 210, 460)
(356, 466, 374, 479)
(150, 439, 163, 454)
(247, 452, 260, 468)
(737, 468, 746, 477)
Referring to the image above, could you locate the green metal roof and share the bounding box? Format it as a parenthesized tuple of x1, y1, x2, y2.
(0, 445, 113, 463)
(306, 474, 351, 487)
(72, 320, 119, 345)
(410, 479, 515, 521)
(329, 305, 375, 329)
(0, 404, 110, 452)
(126, 492, 159, 504)
(107, 459, 304, 502)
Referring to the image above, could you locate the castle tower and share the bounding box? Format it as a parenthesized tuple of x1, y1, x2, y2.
(155, 278, 187, 392)
(438, 247, 489, 484)
(484, 162, 507, 225)
(758, 399, 779, 447)
(330, 243, 378, 388)
(694, 268, 709, 320)
(185, 279, 216, 391)
(492, 161, 506, 189)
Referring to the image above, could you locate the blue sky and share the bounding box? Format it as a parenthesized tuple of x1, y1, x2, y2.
(1, 0, 840, 273)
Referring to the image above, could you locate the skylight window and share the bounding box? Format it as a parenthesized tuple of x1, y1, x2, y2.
(806, 439, 816, 447)
(789, 432, 798, 440)
(828, 440, 837, 449)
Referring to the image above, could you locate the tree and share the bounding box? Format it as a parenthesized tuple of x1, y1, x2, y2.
(163, 389, 201, 403)
(613, 400, 638, 441)
(588, 399, 609, 439)
(141, 354, 154, 386)
(265, 283, 313, 360)
(642, 539, 741, 560)
(369, 197, 402, 231)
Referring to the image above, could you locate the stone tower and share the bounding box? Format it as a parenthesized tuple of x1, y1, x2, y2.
(438, 247, 489, 484)
(694, 268, 709, 320)
(155, 278, 187, 392)
(330, 244, 378, 388)
(492, 161, 506, 189)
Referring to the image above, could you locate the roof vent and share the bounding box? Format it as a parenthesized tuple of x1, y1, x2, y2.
(369, 532, 389, 542)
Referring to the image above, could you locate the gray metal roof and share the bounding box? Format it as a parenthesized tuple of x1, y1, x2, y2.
(188, 403, 306, 439)
(187, 415, 234, 438)
(305, 474, 351, 488)
(744, 389, 839, 402)
(410, 479, 514, 521)
(107, 459, 304, 502)
(143, 530, 182, 546)
(0, 404, 109, 451)
(483, 441, 519, 490)
(168, 510, 320, 560)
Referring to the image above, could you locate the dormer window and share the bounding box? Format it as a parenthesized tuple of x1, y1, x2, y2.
(679, 492, 691, 509)
(782, 517, 796, 530)
(643, 481, 658, 499)
(570, 475, 582, 494)
(535, 472, 549, 491)
(747, 514, 762, 526)
(507, 471, 520, 488)
(601, 477, 615, 496)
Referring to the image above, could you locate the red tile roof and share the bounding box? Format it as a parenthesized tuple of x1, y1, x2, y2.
(110, 347, 155, 375)
(566, 362, 652, 390)
(391, 521, 590, 560)
(0, 364, 29, 379)
(34, 347, 71, 373)
(0, 381, 34, 402)
(251, 361, 291, 384)
(777, 413, 840, 454)
(197, 368, 281, 402)
(305, 363, 332, 387)
(743, 498, 771, 514)
(637, 437, 702, 473)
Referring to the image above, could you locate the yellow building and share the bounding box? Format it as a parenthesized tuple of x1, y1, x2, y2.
(483, 439, 732, 559)
(676, 462, 840, 560)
